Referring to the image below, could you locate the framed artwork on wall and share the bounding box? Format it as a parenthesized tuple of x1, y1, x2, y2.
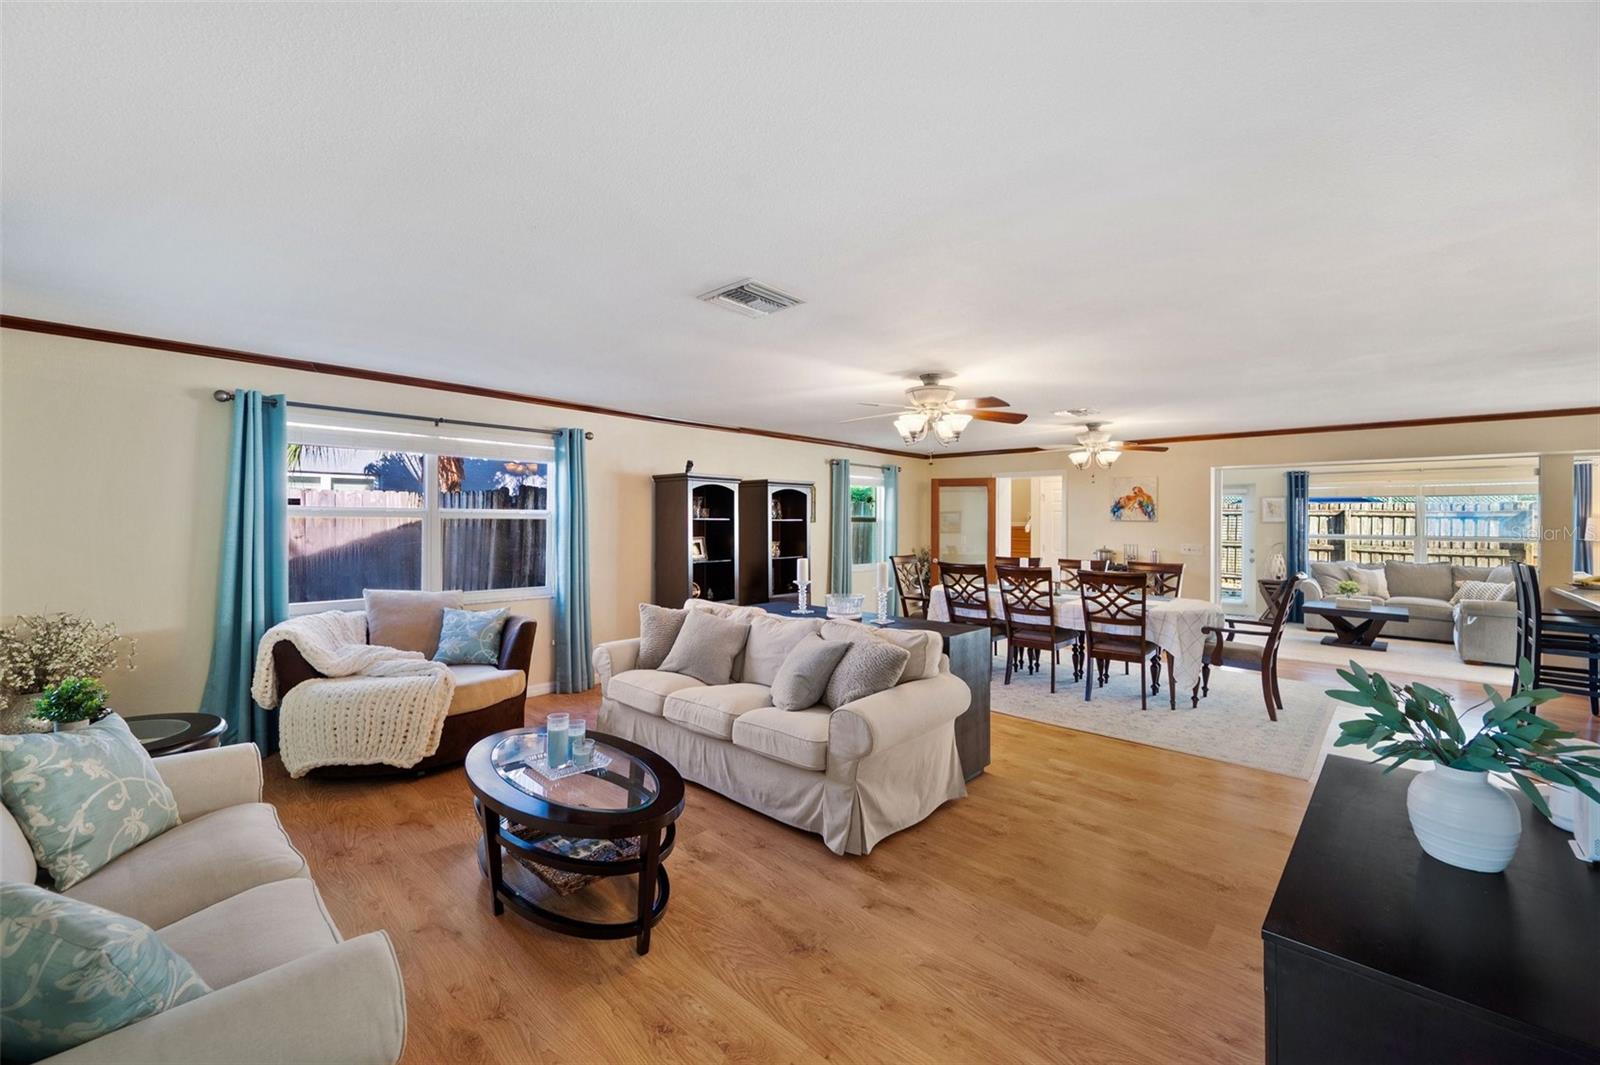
(1261, 496, 1286, 523)
(1110, 478, 1158, 522)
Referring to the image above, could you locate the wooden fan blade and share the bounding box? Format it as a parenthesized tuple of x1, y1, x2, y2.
(968, 409, 1028, 424)
(955, 396, 1010, 410)
(1115, 443, 1169, 453)
(840, 410, 909, 424)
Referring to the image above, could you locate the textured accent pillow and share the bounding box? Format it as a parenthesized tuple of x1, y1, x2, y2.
(823, 637, 911, 709)
(0, 715, 180, 891)
(820, 621, 940, 683)
(637, 604, 689, 670)
(658, 611, 750, 686)
(0, 882, 210, 1062)
(771, 635, 851, 711)
(741, 614, 821, 687)
(1450, 580, 1514, 605)
(1348, 566, 1389, 599)
(364, 589, 464, 655)
(433, 607, 509, 665)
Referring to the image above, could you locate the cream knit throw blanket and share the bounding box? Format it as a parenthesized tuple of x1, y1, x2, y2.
(251, 611, 457, 778)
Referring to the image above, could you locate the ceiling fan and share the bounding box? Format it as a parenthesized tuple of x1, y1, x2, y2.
(1044, 418, 1168, 468)
(842, 373, 1026, 446)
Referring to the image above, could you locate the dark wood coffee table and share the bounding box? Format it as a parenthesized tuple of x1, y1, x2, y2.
(126, 713, 227, 755)
(465, 729, 684, 955)
(1301, 600, 1410, 652)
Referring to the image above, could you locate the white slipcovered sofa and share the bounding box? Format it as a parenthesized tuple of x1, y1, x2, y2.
(592, 601, 970, 855)
(0, 743, 406, 1065)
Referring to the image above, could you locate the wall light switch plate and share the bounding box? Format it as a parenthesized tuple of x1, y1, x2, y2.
(1180, 543, 1203, 556)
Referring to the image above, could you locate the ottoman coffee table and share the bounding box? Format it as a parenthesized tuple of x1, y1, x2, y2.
(465, 728, 684, 955)
(1301, 600, 1411, 652)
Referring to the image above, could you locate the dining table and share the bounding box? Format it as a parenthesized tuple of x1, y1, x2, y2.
(926, 584, 1226, 696)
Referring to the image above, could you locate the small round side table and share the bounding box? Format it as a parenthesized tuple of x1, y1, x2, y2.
(126, 713, 227, 756)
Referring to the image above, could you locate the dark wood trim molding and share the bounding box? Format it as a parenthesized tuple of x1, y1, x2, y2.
(0, 315, 924, 460)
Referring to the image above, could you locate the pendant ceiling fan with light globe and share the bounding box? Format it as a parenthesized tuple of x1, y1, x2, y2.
(1044, 410, 1169, 468)
(841, 373, 1027, 447)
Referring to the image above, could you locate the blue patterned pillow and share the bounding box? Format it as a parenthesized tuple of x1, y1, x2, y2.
(0, 882, 209, 1062)
(0, 715, 180, 891)
(432, 608, 509, 665)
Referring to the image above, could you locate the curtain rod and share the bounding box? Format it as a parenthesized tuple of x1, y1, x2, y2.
(212, 391, 593, 440)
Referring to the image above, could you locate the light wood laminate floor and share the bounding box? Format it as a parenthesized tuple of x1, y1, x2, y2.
(264, 659, 1597, 1064)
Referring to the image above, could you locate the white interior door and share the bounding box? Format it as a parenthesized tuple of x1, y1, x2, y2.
(1034, 476, 1065, 561)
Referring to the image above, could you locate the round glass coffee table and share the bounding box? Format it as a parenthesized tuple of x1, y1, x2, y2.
(464, 728, 684, 955)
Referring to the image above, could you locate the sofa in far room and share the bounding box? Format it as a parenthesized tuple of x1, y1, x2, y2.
(1295, 560, 1518, 665)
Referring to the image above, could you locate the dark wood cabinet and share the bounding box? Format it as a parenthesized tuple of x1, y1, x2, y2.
(737, 480, 813, 605)
(1264, 758, 1599, 1064)
(652, 474, 741, 606)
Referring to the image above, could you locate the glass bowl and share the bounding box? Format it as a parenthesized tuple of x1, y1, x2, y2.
(826, 593, 865, 619)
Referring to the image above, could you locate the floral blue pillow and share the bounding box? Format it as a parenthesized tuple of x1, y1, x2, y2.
(0, 882, 209, 1062)
(0, 715, 180, 891)
(432, 608, 509, 665)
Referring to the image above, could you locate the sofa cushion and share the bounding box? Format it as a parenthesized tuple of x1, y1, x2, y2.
(663, 684, 774, 740)
(637, 604, 689, 670)
(157, 878, 341, 991)
(608, 669, 706, 717)
(1347, 566, 1389, 599)
(731, 706, 832, 771)
(446, 665, 527, 715)
(0, 715, 181, 891)
(364, 589, 464, 655)
(1383, 562, 1454, 601)
(0, 882, 210, 1064)
(823, 637, 910, 709)
(1310, 561, 1352, 597)
(771, 634, 852, 711)
(659, 611, 750, 686)
(1384, 596, 1455, 623)
(741, 613, 821, 686)
(64, 802, 309, 930)
(821, 621, 941, 682)
(433, 607, 509, 665)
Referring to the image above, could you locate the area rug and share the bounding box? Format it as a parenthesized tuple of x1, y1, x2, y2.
(988, 656, 1339, 779)
(1275, 626, 1509, 686)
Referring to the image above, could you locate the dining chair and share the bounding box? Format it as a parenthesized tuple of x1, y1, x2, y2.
(1196, 573, 1302, 720)
(996, 566, 1082, 691)
(1057, 558, 1104, 592)
(1511, 561, 1599, 716)
(1126, 561, 1184, 598)
(1080, 571, 1172, 710)
(995, 555, 1042, 570)
(889, 554, 929, 619)
(939, 562, 1006, 659)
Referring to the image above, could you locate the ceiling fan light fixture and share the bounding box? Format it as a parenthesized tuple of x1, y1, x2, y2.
(894, 412, 928, 445)
(1095, 449, 1121, 468)
(1067, 449, 1092, 470)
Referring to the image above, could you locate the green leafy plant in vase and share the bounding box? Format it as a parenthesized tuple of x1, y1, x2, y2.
(1332, 659, 1600, 873)
(1334, 579, 1361, 597)
(31, 677, 111, 732)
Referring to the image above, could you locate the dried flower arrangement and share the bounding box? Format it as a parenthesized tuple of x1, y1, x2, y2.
(0, 613, 137, 697)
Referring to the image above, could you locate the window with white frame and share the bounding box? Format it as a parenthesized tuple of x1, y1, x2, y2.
(849, 469, 885, 567)
(1307, 469, 1539, 569)
(285, 419, 553, 609)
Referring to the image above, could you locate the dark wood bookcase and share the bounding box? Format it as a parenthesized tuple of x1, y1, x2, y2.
(652, 473, 741, 606)
(737, 480, 814, 604)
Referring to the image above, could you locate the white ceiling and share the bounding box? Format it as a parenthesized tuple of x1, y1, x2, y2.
(3, 3, 1596, 453)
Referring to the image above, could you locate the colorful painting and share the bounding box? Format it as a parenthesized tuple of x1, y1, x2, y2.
(1110, 478, 1157, 522)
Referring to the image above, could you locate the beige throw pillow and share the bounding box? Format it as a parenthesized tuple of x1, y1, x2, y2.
(823, 637, 910, 709)
(742, 614, 822, 687)
(637, 604, 688, 670)
(1347, 567, 1389, 599)
(771, 634, 852, 711)
(364, 589, 464, 655)
(658, 611, 750, 686)
(820, 621, 940, 683)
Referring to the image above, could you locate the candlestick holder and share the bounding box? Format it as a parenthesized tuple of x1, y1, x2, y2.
(868, 587, 891, 626)
(794, 580, 814, 614)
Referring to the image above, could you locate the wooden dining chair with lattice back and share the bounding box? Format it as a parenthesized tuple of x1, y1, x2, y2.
(1126, 561, 1185, 598)
(939, 562, 1005, 657)
(889, 554, 929, 618)
(1057, 558, 1104, 592)
(1511, 561, 1600, 716)
(994, 556, 1042, 571)
(1195, 573, 1302, 719)
(1080, 570, 1172, 710)
(997, 565, 1081, 692)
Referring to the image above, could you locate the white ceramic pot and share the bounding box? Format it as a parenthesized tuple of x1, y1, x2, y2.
(53, 718, 91, 732)
(1406, 765, 1522, 873)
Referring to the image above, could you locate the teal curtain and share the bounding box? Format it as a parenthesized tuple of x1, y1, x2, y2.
(1285, 470, 1310, 623)
(553, 429, 593, 692)
(199, 391, 288, 751)
(1576, 462, 1593, 574)
(881, 465, 900, 616)
(829, 459, 852, 594)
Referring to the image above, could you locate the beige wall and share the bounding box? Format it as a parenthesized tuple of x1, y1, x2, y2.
(0, 328, 930, 713)
(934, 414, 1600, 595)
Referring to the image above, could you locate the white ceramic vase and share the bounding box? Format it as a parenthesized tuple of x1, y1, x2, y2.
(1406, 765, 1522, 873)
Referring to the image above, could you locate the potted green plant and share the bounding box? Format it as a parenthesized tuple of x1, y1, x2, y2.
(0, 612, 135, 732)
(30, 677, 111, 732)
(1332, 659, 1600, 872)
(1332, 578, 1366, 608)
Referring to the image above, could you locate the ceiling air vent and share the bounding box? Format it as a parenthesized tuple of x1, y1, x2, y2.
(697, 279, 804, 318)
